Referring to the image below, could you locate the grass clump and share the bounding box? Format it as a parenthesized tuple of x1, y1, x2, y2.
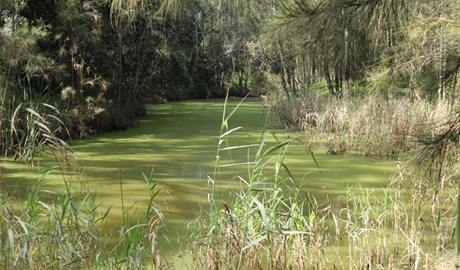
(268, 91, 450, 157)
(186, 93, 459, 269)
(1, 102, 166, 269)
(188, 131, 330, 269)
(188, 156, 458, 269)
(0, 165, 163, 269)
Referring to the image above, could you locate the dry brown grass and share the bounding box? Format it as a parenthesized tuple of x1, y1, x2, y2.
(186, 94, 459, 269)
(268, 92, 452, 157)
(187, 167, 458, 269)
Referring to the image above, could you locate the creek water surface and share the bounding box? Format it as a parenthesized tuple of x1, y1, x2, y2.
(3, 97, 397, 257)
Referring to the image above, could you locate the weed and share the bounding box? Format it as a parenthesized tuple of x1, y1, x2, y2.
(267, 92, 450, 157)
(187, 92, 457, 269)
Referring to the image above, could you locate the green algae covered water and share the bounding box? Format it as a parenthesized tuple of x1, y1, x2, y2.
(2, 97, 397, 257)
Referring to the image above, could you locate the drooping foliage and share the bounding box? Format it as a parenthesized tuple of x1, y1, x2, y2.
(257, 0, 460, 100)
(259, 0, 411, 96)
(0, 0, 253, 158)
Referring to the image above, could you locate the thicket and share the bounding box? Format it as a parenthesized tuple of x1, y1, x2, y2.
(263, 0, 460, 158)
(188, 135, 459, 269)
(0, 0, 261, 158)
(269, 92, 453, 157)
(0, 112, 163, 269)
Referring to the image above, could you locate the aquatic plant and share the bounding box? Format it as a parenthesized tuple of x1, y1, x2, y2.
(268, 91, 449, 157)
(187, 93, 458, 269)
(0, 166, 163, 269)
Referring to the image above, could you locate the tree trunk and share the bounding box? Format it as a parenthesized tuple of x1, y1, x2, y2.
(325, 70, 334, 95)
(344, 27, 349, 99)
(116, 34, 123, 128)
(289, 68, 296, 95)
(188, 30, 203, 76)
(277, 41, 293, 97)
(280, 70, 289, 98)
(334, 69, 340, 95)
(438, 36, 444, 100)
(132, 33, 146, 103)
(244, 62, 250, 90)
(0, 1, 3, 26)
(310, 57, 315, 85)
(238, 68, 243, 87)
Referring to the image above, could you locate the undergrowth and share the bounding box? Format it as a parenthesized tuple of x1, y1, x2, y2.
(0, 105, 163, 269)
(186, 92, 459, 269)
(1, 93, 459, 269)
(187, 141, 458, 269)
(268, 91, 452, 157)
(0, 167, 163, 269)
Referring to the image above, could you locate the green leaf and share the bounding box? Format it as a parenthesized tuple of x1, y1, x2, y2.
(252, 196, 268, 228)
(255, 132, 269, 159)
(456, 189, 460, 255)
(242, 235, 267, 250)
(220, 127, 243, 138)
(223, 94, 250, 126)
(261, 140, 291, 158)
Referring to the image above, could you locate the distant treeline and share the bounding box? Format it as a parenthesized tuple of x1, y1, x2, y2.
(1, 0, 459, 148)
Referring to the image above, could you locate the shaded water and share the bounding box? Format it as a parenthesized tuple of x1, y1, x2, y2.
(2, 97, 397, 255)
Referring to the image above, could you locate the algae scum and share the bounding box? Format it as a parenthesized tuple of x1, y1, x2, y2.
(3, 97, 397, 253)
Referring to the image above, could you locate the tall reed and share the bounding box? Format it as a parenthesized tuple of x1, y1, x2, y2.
(1, 103, 164, 269)
(187, 94, 457, 269)
(0, 166, 164, 269)
(268, 91, 450, 157)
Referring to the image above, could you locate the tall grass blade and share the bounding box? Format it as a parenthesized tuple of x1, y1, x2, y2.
(221, 144, 259, 151)
(307, 148, 321, 172)
(261, 140, 291, 158)
(279, 162, 294, 183)
(220, 127, 243, 138)
(243, 235, 267, 251)
(252, 196, 268, 228)
(255, 131, 269, 159)
(221, 93, 250, 131)
(254, 155, 277, 173)
(456, 187, 460, 257)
